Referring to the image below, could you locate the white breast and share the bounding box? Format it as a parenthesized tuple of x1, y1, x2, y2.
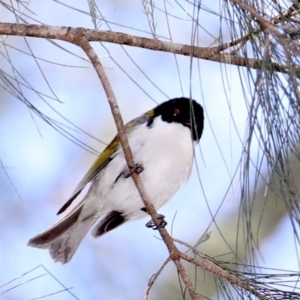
(89, 117, 195, 220)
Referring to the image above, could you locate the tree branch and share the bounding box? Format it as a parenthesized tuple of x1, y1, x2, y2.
(173, 239, 269, 300)
(179, 252, 268, 300)
(1, 18, 296, 299)
(73, 36, 201, 300)
(0, 22, 298, 76)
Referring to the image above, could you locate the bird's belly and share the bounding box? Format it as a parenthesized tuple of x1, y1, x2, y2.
(96, 124, 194, 220)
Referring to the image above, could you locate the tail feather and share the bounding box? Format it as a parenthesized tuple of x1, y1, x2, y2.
(28, 205, 83, 248)
(28, 204, 97, 264)
(48, 217, 96, 263)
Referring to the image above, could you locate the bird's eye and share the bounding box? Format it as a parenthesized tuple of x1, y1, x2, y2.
(173, 108, 180, 116)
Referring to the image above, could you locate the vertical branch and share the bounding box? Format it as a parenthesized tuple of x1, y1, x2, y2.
(74, 36, 202, 300)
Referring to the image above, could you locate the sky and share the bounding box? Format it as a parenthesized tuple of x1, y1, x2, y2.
(0, 1, 298, 300)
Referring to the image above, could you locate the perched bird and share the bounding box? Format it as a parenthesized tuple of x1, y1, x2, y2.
(28, 97, 204, 264)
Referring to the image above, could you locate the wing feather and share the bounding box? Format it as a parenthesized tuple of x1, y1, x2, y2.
(56, 113, 150, 215)
(57, 136, 120, 214)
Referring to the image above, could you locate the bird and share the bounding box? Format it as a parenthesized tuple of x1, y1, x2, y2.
(28, 97, 204, 264)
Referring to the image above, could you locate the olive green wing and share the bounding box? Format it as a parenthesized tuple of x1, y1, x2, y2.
(56, 113, 151, 215)
(57, 111, 153, 215)
(57, 135, 120, 215)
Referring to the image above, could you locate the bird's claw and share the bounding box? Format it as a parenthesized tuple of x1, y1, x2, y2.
(124, 163, 144, 178)
(133, 163, 144, 174)
(145, 214, 167, 230)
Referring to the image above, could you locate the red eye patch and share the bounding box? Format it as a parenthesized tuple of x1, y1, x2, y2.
(173, 108, 180, 116)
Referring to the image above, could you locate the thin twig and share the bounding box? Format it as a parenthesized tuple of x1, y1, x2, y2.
(144, 257, 171, 300)
(213, 3, 300, 53)
(229, 0, 289, 38)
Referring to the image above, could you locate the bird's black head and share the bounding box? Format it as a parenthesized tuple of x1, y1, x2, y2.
(148, 97, 204, 142)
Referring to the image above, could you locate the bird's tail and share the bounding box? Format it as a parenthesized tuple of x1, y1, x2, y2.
(28, 202, 96, 264)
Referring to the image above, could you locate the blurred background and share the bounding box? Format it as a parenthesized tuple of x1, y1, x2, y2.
(1, 1, 299, 299)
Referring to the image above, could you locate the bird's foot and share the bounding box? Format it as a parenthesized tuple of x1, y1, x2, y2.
(145, 214, 167, 230)
(133, 163, 144, 174)
(124, 163, 144, 178)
